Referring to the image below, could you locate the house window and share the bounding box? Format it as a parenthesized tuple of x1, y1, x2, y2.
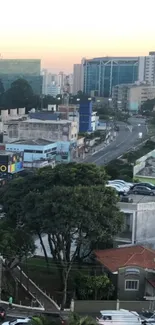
(125, 280, 139, 291)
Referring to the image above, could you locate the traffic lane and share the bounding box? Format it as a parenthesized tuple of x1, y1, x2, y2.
(84, 131, 128, 164)
(87, 129, 143, 166)
(98, 131, 141, 165)
(85, 130, 136, 165)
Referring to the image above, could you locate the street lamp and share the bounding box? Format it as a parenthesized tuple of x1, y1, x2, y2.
(76, 98, 80, 102)
(88, 97, 92, 101)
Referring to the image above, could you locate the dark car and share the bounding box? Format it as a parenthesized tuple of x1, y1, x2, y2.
(0, 306, 6, 320)
(35, 312, 69, 325)
(130, 185, 155, 196)
(131, 183, 155, 190)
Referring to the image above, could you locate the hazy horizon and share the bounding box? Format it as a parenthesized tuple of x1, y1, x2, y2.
(0, 0, 155, 73)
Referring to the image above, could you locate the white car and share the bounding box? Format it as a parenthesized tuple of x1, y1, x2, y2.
(2, 318, 31, 325)
(109, 180, 132, 190)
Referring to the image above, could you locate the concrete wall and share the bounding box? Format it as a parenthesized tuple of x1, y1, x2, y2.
(136, 202, 155, 247)
(74, 300, 151, 314)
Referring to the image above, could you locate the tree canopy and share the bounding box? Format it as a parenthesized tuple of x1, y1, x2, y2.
(0, 163, 123, 307)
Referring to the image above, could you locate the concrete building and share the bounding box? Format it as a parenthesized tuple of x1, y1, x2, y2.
(47, 82, 61, 97)
(133, 149, 155, 183)
(139, 52, 155, 85)
(5, 139, 57, 163)
(0, 59, 42, 95)
(58, 71, 65, 94)
(112, 83, 155, 113)
(41, 69, 48, 95)
(5, 119, 78, 143)
(73, 61, 84, 95)
(116, 195, 155, 248)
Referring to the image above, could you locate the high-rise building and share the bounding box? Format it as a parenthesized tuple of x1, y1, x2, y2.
(58, 71, 65, 94)
(139, 52, 155, 85)
(47, 82, 60, 97)
(73, 59, 84, 95)
(0, 59, 42, 95)
(42, 69, 48, 95)
(83, 57, 139, 97)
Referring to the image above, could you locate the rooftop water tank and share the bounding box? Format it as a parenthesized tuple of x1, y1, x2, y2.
(18, 107, 26, 116)
(10, 108, 17, 117)
(1, 110, 8, 121)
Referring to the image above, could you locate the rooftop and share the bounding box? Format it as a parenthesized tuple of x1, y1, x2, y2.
(22, 119, 73, 124)
(10, 139, 56, 145)
(95, 246, 155, 272)
(135, 156, 155, 177)
(118, 194, 155, 212)
(0, 150, 19, 156)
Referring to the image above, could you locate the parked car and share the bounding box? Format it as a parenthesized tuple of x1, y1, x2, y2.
(140, 310, 155, 323)
(2, 318, 31, 325)
(106, 184, 128, 196)
(96, 309, 141, 325)
(130, 185, 155, 196)
(108, 181, 131, 191)
(131, 182, 155, 190)
(109, 180, 133, 188)
(0, 306, 6, 321)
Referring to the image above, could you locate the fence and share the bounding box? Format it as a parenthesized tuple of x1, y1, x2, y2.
(74, 300, 152, 314)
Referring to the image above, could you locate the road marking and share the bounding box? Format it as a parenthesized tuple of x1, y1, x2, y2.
(92, 152, 109, 163)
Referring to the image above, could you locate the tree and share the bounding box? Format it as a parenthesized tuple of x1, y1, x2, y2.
(1, 163, 123, 308)
(22, 185, 123, 308)
(0, 219, 35, 269)
(4, 79, 34, 108)
(37, 163, 108, 187)
(75, 273, 114, 300)
(68, 314, 96, 325)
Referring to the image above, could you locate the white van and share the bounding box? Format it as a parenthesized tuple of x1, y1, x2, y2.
(96, 309, 141, 324)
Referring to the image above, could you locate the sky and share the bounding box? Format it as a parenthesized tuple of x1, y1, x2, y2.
(0, 0, 155, 73)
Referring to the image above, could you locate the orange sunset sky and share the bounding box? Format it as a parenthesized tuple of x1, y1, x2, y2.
(0, 0, 155, 73)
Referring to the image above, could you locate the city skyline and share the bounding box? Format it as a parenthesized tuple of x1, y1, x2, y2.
(0, 0, 155, 72)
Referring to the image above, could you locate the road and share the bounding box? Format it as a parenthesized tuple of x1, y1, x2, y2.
(84, 118, 148, 166)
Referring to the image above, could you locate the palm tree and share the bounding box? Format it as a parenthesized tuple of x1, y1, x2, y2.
(68, 313, 97, 325)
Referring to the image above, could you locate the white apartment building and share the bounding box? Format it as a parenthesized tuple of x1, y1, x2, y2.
(47, 82, 61, 97)
(139, 52, 155, 85)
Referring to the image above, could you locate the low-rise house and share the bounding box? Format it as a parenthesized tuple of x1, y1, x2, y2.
(95, 245, 155, 300)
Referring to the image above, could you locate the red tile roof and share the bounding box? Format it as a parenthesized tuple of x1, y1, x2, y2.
(95, 246, 155, 272)
(147, 279, 155, 288)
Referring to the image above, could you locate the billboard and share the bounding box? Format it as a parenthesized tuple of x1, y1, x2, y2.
(0, 152, 24, 175)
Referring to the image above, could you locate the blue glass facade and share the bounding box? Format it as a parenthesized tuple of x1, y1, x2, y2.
(0, 59, 42, 95)
(84, 57, 139, 97)
(79, 102, 92, 132)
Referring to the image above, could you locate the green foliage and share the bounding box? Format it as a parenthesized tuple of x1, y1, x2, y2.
(4, 79, 34, 108)
(0, 163, 123, 307)
(141, 98, 155, 116)
(0, 220, 35, 268)
(106, 140, 155, 181)
(68, 313, 97, 325)
(75, 273, 114, 300)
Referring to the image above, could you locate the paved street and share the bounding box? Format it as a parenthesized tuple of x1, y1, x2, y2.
(84, 119, 148, 166)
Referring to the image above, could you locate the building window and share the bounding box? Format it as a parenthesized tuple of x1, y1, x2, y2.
(125, 280, 139, 291)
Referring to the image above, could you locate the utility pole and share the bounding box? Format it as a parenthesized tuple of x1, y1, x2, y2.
(0, 255, 2, 300)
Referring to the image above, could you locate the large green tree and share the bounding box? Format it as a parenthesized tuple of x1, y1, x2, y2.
(4, 78, 34, 108)
(0, 163, 123, 308)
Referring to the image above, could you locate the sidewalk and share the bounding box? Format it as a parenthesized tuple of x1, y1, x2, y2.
(74, 131, 117, 163)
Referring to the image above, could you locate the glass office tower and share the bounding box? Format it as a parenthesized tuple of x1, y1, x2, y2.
(83, 57, 138, 97)
(0, 59, 42, 95)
